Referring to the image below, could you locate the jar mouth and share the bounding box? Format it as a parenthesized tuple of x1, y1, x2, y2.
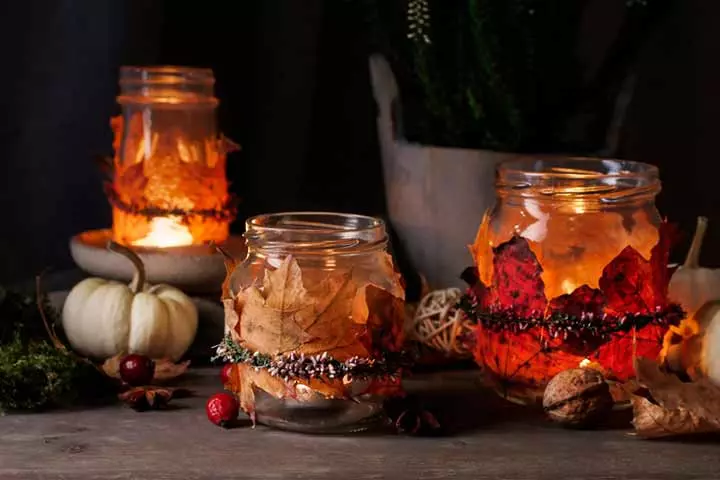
(118, 65, 217, 105)
(119, 66, 215, 86)
(245, 212, 388, 255)
(496, 156, 661, 203)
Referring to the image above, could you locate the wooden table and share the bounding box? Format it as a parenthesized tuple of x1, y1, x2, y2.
(1, 369, 718, 480)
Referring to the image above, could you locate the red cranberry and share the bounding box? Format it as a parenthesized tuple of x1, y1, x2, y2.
(119, 354, 155, 386)
(206, 393, 239, 428)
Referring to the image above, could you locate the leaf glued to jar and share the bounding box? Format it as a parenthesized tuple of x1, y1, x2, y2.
(223, 256, 407, 416)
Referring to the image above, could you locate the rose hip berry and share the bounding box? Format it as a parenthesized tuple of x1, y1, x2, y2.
(119, 354, 155, 386)
(206, 393, 239, 428)
(220, 364, 233, 386)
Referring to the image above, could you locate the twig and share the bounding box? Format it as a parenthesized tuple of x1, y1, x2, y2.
(35, 270, 65, 352)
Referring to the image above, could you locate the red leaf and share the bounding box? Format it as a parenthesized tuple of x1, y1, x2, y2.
(548, 285, 605, 318)
(599, 246, 654, 314)
(649, 220, 681, 308)
(491, 236, 547, 317)
(593, 324, 666, 381)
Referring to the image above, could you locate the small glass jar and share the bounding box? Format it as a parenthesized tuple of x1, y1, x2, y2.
(469, 157, 673, 405)
(222, 212, 406, 433)
(110, 66, 236, 248)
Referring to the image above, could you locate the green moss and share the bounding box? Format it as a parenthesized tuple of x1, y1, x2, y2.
(0, 288, 113, 412)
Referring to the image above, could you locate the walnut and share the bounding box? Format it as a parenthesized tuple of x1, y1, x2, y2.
(542, 368, 614, 428)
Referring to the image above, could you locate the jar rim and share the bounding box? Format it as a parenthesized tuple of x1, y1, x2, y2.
(119, 65, 215, 86)
(244, 212, 388, 256)
(246, 211, 385, 234)
(498, 156, 659, 181)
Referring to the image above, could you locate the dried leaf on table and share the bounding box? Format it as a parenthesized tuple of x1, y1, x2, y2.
(631, 357, 720, 439)
(101, 356, 190, 382)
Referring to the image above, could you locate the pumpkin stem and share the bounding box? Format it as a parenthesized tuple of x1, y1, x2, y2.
(107, 241, 147, 293)
(684, 216, 708, 269)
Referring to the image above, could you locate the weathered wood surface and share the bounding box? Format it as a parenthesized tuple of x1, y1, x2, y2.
(1, 368, 718, 480)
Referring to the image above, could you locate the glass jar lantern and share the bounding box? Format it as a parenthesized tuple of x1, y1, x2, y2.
(467, 157, 681, 405)
(219, 212, 407, 433)
(110, 66, 236, 248)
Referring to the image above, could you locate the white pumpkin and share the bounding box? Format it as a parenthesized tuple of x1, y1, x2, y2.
(62, 241, 198, 361)
(668, 216, 720, 317)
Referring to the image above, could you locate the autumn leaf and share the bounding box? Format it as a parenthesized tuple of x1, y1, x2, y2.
(354, 284, 406, 356)
(599, 246, 654, 314)
(594, 324, 667, 381)
(227, 363, 297, 425)
(548, 285, 605, 318)
(238, 256, 315, 355)
(299, 270, 367, 359)
(631, 357, 720, 438)
(491, 236, 546, 316)
(649, 220, 680, 308)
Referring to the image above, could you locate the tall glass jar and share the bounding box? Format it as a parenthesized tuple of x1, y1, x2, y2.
(219, 212, 407, 433)
(467, 157, 680, 405)
(110, 66, 236, 248)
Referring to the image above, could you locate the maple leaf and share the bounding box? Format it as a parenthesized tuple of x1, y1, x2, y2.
(548, 285, 605, 318)
(598, 246, 654, 314)
(298, 271, 367, 359)
(472, 326, 583, 394)
(353, 284, 406, 356)
(491, 236, 547, 316)
(227, 363, 297, 425)
(594, 324, 666, 381)
(649, 220, 680, 308)
(238, 256, 315, 355)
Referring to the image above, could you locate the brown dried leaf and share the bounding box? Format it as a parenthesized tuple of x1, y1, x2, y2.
(101, 356, 190, 382)
(227, 364, 297, 424)
(631, 357, 720, 438)
(238, 256, 366, 359)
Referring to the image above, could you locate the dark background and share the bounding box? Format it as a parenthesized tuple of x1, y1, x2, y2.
(0, 0, 718, 283)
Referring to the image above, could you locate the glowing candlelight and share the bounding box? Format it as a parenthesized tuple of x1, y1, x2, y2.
(132, 216, 194, 248)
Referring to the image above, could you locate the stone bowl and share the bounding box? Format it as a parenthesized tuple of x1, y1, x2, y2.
(69, 229, 246, 294)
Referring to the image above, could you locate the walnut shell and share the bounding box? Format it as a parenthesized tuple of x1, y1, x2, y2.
(542, 368, 613, 428)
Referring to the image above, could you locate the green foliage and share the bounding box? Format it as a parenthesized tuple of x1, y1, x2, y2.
(353, 0, 670, 152)
(0, 287, 113, 412)
(0, 336, 93, 412)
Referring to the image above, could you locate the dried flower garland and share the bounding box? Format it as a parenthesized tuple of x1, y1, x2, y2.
(214, 336, 412, 383)
(459, 292, 685, 342)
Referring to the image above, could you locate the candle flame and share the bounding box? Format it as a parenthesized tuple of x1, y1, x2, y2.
(561, 279, 576, 295)
(132, 216, 194, 248)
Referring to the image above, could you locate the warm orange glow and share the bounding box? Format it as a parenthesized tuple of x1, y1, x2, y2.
(132, 216, 194, 248)
(109, 114, 235, 247)
(561, 279, 577, 295)
(473, 209, 659, 300)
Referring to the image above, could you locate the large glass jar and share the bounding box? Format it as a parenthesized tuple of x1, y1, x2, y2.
(110, 66, 236, 248)
(218, 212, 407, 433)
(467, 157, 681, 405)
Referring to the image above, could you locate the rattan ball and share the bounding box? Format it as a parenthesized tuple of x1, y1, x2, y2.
(411, 288, 474, 357)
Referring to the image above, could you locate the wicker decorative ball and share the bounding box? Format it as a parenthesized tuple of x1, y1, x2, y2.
(411, 288, 474, 357)
(542, 368, 614, 428)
